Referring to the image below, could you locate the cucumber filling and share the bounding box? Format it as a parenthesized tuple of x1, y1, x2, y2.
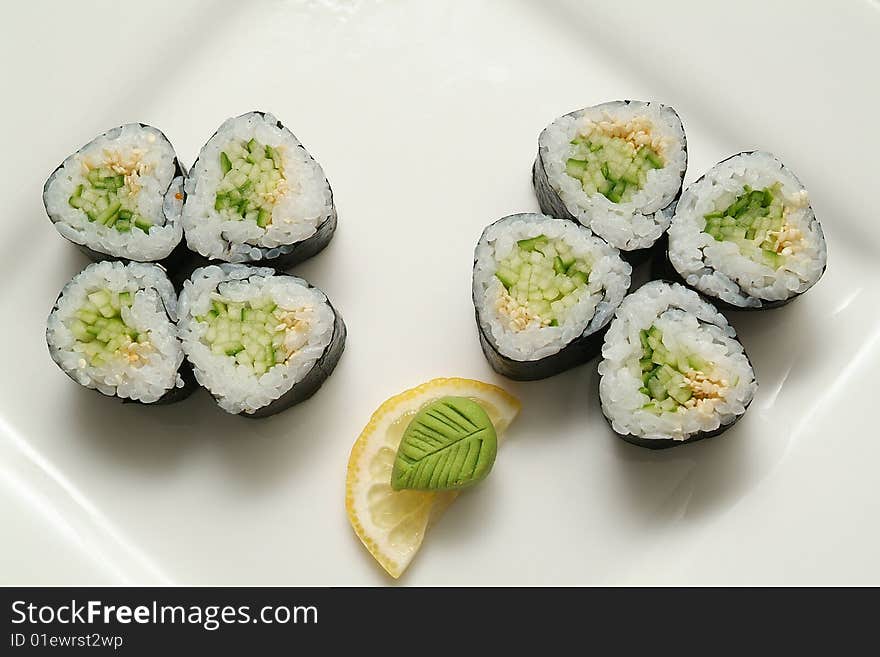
(68, 154, 154, 233)
(494, 234, 592, 330)
(196, 296, 311, 376)
(638, 325, 727, 414)
(214, 139, 286, 228)
(702, 183, 805, 269)
(565, 116, 665, 204)
(68, 288, 152, 367)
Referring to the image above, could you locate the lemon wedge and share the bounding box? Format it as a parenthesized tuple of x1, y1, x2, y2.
(345, 377, 520, 578)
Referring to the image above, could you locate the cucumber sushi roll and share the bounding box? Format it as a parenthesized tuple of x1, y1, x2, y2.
(46, 261, 194, 404)
(533, 100, 687, 261)
(662, 152, 827, 309)
(473, 213, 631, 380)
(182, 112, 336, 268)
(599, 280, 757, 449)
(178, 264, 345, 417)
(43, 124, 186, 263)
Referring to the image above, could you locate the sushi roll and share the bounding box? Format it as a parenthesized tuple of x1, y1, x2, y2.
(47, 261, 195, 404)
(182, 111, 336, 269)
(178, 264, 345, 417)
(43, 124, 186, 264)
(599, 280, 757, 449)
(533, 100, 687, 262)
(473, 213, 631, 380)
(660, 151, 827, 309)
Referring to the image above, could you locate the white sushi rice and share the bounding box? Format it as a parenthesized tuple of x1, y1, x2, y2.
(178, 264, 335, 415)
(599, 281, 756, 442)
(473, 214, 631, 361)
(668, 152, 826, 307)
(43, 124, 183, 261)
(47, 261, 185, 403)
(538, 101, 687, 251)
(183, 112, 334, 262)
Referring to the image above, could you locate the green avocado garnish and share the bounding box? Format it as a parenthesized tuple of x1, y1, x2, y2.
(391, 397, 497, 491)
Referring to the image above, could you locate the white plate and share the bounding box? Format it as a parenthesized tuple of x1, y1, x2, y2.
(2, 0, 879, 585)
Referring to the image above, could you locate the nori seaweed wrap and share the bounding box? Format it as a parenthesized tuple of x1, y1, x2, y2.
(473, 213, 631, 380)
(42, 123, 188, 269)
(599, 280, 757, 449)
(658, 151, 827, 310)
(182, 111, 336, 270)
(177, 264, 345, 417)
(47, 261, 195, 405)
(533, 100, 687, 264)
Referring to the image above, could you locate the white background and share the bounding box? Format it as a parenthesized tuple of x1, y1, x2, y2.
(1, 0, 879, 585)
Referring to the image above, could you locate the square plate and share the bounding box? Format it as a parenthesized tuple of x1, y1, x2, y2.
(2, 0, 878, 585)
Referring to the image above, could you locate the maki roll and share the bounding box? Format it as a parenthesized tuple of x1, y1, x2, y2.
(599, 280, 757, 449)
(182, 111, 336, 269)
(178, 264, 345, 417)
(661, 152, 827, 309)
(533, 100, 687, 262)
(473, 213, 631, 380)
(43, 124, 186, 263)
(47, 261, 194, 404)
